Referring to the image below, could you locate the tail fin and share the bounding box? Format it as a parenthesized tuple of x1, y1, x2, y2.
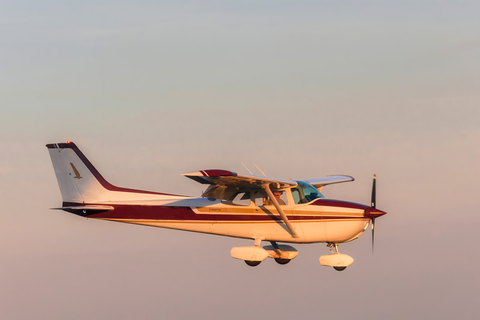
(46, 141, 178, 204)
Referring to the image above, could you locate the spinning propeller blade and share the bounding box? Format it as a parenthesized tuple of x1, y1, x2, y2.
(371, 174, 376, 254)
(371, 217, 375, 253)
(371, 174, 376, 209)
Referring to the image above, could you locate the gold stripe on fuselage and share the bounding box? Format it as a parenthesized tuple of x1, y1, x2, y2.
(95, 218, 368, 224)
(194, 206, 364, 217)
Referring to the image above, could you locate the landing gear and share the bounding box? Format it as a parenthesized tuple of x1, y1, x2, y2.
(328, 243, 347, 271)
(264, 241, 298, 266)
(319, 242, 354, 271)
(233, 240, 298, 267)
(328, 242, 340, 254)
(245, 260, 261, 267)
(274, 258, 291, 265)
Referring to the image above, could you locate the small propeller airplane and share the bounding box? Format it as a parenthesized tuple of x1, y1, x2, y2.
(47, 141, 386, 271)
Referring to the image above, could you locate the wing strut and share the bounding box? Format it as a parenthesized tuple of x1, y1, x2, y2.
(263, 184, 299, 238)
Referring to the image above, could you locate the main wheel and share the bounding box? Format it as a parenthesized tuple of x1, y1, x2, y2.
(333, 266, 347, 271)
(274, 258, 291, 265)
(245, 260, 261, 267)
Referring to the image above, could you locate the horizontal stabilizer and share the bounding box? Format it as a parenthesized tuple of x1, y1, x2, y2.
(51, 205, 114, 212)
(51, 205, 114, 217)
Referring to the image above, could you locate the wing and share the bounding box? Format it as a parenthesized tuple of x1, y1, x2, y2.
(182, 169, 297, 200)
(183, 169, 300, 237)
(305, 175, 354, 190)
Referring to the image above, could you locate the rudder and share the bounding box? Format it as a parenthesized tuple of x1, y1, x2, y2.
(47, 141, 180, 204)
(46, 142, 110, 203)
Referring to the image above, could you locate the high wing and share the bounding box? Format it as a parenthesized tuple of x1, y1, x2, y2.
(305, 175, 354, 191)
(182, 169, 298, 200)
(183, 169, 300, 237)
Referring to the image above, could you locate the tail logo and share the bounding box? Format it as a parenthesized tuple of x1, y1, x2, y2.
(70, 163, 83, 179)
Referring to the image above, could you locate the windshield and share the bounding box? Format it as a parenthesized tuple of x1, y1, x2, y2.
(292, 181, 324, 204)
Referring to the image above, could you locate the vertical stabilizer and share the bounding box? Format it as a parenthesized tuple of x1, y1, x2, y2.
(47, 142, 110, 203)
(46, 142, 180, 204)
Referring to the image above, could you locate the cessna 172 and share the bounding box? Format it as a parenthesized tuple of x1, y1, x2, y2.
(47, 141, 386, 271)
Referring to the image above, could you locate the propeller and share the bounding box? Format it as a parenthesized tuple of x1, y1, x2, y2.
(371, 174, 376, 254)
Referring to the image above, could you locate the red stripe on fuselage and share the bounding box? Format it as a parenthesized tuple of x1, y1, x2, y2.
(62, 202, 365, 222)
(308, 200, 387, 218)
(309, 199, 370, 210)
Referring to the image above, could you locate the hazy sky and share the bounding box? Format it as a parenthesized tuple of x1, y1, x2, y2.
(1, 1, 480, 319)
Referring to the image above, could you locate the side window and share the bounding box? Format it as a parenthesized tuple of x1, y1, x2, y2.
(263, 190, 288, 206)
(292, 182, 323, 204)
(292, 188, 301, 204)
(292, 188, 308, 204)
(253, 192, 265, 207)
(222, 192, 251, 206)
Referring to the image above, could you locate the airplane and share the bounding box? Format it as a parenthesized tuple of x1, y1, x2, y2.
(46, 141, 387, 271)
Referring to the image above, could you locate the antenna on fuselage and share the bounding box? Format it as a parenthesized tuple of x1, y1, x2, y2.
(254, 163, 267, 177)
(241, 162, 253, 175)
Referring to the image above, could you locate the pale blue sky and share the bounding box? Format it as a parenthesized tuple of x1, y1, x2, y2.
(1, 1, 480, 319)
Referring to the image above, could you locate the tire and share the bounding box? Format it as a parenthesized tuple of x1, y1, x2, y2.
(333, 266, 347, 271)
(274, 258, 291, 265)
(245, 260, 261, 267)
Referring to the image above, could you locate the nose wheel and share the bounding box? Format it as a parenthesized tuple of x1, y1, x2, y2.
(328, 242, 339, 254)
(328, 242, 347, 271)
(320, 243, 354, 271)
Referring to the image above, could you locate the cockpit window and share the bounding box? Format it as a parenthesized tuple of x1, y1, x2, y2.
(222, 192, 251, 206)
(292, 181, 324, 204)
(263, 190, 288, 206)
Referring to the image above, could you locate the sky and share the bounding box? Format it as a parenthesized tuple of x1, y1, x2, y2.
(1, 1, 480, 319)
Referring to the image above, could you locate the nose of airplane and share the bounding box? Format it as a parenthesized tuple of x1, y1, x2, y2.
(366, 207, 387, 218)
